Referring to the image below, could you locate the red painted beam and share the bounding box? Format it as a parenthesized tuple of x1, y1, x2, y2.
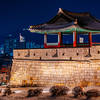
(44, 33, 48, 48)
(58, 32, 62, 47)
(89, 32, 92, 47)
(73, 31, 77, 47)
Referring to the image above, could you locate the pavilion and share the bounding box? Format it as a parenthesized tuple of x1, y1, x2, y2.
(29, 8, 100, 48)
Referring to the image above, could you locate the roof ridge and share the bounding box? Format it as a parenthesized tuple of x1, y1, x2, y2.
(62, 9, 90, 16)
(61, 8, 100, 23)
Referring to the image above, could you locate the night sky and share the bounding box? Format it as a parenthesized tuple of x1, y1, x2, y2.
(0, 0, 100, 43)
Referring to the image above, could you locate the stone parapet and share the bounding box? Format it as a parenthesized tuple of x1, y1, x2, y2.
(13, 46, 100, 61)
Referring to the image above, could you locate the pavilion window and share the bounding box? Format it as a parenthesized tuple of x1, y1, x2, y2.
(62, 33, 73, 47)
(77, 33, 90, 47)
(47, 34, 58, 45)
(92, 34, 100, 45)
(44, 33, 62, 48)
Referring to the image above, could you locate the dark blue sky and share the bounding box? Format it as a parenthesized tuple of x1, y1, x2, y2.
(0, 0, 100, 42)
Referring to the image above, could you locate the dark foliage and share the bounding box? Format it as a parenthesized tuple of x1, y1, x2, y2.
(27, 89, 43, 97)
(49, 86, 69, 97)
(3, 87, 12, 96)
(85, 89, 100, 99)
(72, 86, 84, 98)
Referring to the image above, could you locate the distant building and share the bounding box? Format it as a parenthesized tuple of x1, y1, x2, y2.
(4, 34, 19, 56)
(0, 44, 4, 54)
(3, 33, 42, 56)
(26, 42, 43, 48)
(0, 54, 12, 85)
(0, 67, 11, 84)
(26, 42, 35, 48)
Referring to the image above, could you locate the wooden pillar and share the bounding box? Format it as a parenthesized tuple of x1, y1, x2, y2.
(44, 33, 47, 48)
(73, 31, 77, 47)
(89, 32, 92, 47)
(58, 32, 62, 47)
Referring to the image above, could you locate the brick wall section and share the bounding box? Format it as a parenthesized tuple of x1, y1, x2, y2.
(10, 46, 100, 88)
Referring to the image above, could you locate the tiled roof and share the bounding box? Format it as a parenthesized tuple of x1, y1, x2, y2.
(29, 8, 100, 33)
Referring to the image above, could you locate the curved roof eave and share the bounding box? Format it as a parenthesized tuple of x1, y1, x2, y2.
(29, 25, 100, 34)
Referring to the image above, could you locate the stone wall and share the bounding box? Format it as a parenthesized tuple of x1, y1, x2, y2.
(10, 46, 100, 88)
